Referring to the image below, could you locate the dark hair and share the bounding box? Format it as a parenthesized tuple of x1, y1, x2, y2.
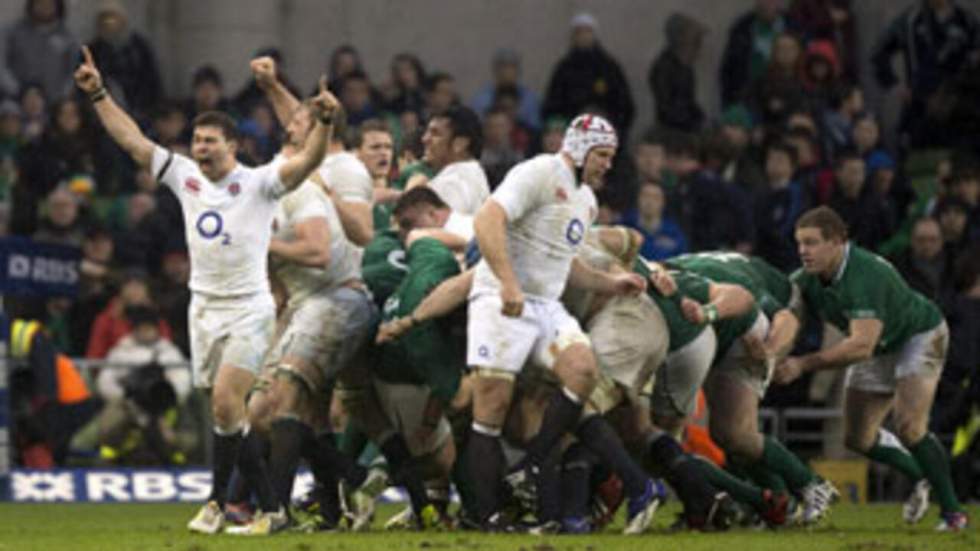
(350, 118, 391, 149)
(192, 65, 223, 88)
(192, 111, 239, 142)
(492, 84, 520, 107)
(425, 72, 454, 93)
(663, 130, 700, 159)
(950, 167, 980, 187)
(834, 148, 864, 170)
(25, 0, 64, 20)
(391, 53, 427, 88)
(828, 82, 861, 110)
(639, 126, 668, 148)
(401, 127, 425, 159)
(699, 132, 734, 168)
(393, 186, 448, 217)
(796, 206, 848, 241)
(124, 305, 159, 328)
(436, 105, 483, 158)
(766, 139, 799, 166)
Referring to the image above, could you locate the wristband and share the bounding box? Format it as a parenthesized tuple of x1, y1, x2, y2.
(318, 113, 334, 125)
(701, 304, 719, 323)
(89, 87, 108, 103)
(409, 312, 421, 326)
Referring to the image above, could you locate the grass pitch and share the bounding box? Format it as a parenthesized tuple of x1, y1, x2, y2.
(0, 503, 976, 551)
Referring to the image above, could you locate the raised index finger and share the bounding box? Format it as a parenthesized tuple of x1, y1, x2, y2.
(82, 45, 94, 66)
(318, 75, 327, 94)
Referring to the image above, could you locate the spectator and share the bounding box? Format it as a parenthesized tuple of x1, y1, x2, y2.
(542, 12, 635, 137)
(0, 0, 78, 101)
(236, 102, 279, 163)
(0, 100, 23, 215)
(182, 65, 232, 124)
(489, 86, 534, 156)
(799, 39, 843, 111)
(87, 0, 163, 119)
(661, 129, 701, 193)
(754, 140, 807, 270)
(112, 191, 158, 269)
(68, 225, 116, 356)
(872, 0, 980, 148)
(786, 127, 833, 204)
(632, 129, 667, 186)
(86, 274, 171, 360)
(789, 0, 858, 79)
(154, 250, 191, 357)
(936, 198, 973, 262)
(746, 32, 806, 130)
(326, 44, 364, 94)
(719, 104, 767, 193)
(619, 180, 688, 260)
(893, 217, 954, 303)
(31, 186, 84, 247)
(338, 70, 380, 127)
(648, 12, 707, 132)
(424, 72, 458, 118)
(820, 82, 863, 162)
(851, 112, 888, 160)
(539, 116, 566, 154)
(383, 52, 427, 115)
(148, 100, 188, 149)
(479, 107, 522, 188)
(99, 306, 189, 405)
(948, 167, 980, 239)
(19, 82, 47, 142)
(720, 0, 791, 108)
(471, 49, 542, 131)
(867, 150, 901, 231)
(828, 151, 893, 250)
(19, 97, 120, 205)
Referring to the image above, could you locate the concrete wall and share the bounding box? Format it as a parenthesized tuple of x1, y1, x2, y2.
(3, 0, 979, 140)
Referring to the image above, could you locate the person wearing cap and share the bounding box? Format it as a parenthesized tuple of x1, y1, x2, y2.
(649, 12, 708, 133)
(87, 0, 162, 119)
(542, 13, 635, 139)
(470, 49, 542, 132)
(463, 114, 664, 533)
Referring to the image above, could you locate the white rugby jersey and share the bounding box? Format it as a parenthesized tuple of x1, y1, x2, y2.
(428, 159, 490, 215)
(318, 151, 373, 203)
(472, 154, 597, 301)
(151, 146, 284, 297)
(271, 181, 361, 304)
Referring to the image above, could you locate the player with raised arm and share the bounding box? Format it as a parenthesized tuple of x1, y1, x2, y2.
(774, 207, 968, 531)
(74, 46, 339, 535)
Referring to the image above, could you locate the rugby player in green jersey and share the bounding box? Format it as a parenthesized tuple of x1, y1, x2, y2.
(775, 207, 967, 531)
(667, 252, 835, 524)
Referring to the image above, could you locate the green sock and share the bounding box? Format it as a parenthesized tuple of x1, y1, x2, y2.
(761, 436, 817, 490)
(740, 461, 788, 495)
(337, 423, 367, 457)
(908, 433, 963, 514)
(697, 458, 766, 509)
(864, 429, 924, 481)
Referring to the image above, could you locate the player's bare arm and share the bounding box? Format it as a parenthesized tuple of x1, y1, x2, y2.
(680, 281, 754, 325)
(309, 172, 373, 246)
(568, 256, 646, 295)
(376, 269, 474, 344)
(268, 216, 331, 267)
(278, 76, 337, 190)
(763, 308, 801, 359)
(251, 56, 300, 128)
(74, 46, 155, 168)
(405, 228, 467, 252)
(474, 199, 523, 317)
(594, 225, 643, 266)
(774, 317, 883, 384)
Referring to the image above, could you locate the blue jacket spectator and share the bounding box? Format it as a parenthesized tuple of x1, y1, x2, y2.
(619, 181, 688, 260)
(471, 49, 541, 132)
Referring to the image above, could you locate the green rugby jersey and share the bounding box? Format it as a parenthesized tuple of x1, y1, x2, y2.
(362, 230, 409, 308)
(632, 258, 706, 352)
(791, 244, 943, 355)
(374, 237, 464, 404)
(669, 268, 759, 364)
(668, 252, 792, 317)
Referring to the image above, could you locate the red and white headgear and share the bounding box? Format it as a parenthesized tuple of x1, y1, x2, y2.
(560, 114, 618, 167)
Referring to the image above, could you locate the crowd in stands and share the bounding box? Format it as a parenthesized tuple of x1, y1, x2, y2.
(1, 0, 979, 463)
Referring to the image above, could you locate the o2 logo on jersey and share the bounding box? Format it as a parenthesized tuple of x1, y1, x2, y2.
(566, 219, 585, 245)
(196, 210, 231, 245)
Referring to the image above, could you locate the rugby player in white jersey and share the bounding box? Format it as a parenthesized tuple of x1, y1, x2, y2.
(408, 106, 490, 215)
(74, 47, 340, 534)
(252, 56, 374, 246)
(463, 114, 661, 533)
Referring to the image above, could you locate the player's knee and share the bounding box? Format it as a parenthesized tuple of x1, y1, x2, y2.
(472, 375, 513, 425)
(212, 394, 244, 432)
(893, 415, 927, 447)
(558, 347, 598, 396)
(844, 428, 876, 454)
